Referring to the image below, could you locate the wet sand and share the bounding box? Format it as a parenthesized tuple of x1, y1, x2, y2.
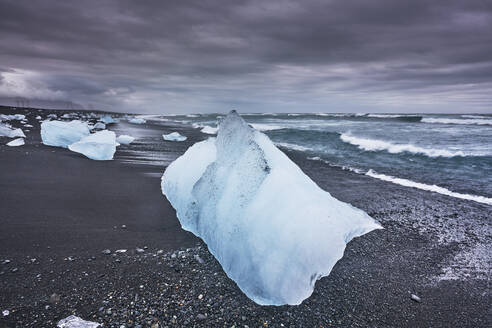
(0, 107, 490, 327)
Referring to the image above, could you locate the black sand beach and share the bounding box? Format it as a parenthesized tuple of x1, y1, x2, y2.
(0, 107, 490, 327)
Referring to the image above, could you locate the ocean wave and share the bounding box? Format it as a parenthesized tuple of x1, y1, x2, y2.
(249, 123, 286, 131)
(276, 142, 314, 152)
(461, 115, 488, 119)
(366, 114, 419, 118)
(313, 113, 422, 122)
(134, 115, 169, 122)
(421, 118, 492, 126)
(307, 157, 364, 173)
(339, 133, 466, 158)
(365, 170, 492, 205)
(315, 113, 366, 117)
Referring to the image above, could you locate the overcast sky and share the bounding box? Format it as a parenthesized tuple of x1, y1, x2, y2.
(0, 0, 491, 114)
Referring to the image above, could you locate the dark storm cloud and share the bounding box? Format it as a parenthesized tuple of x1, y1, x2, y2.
(0, 0, 491, 113)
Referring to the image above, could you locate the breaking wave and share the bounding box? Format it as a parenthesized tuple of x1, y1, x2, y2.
(461, 115, 488, 119)
(249, 123, 286, 131)
(339, 133, 466, 158)
(422, 118, 492, 126)
(366, 114, 419, 118)
(305, 157, 492, 205)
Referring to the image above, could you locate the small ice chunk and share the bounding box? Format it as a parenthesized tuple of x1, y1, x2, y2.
(2, 310, 9, 317)
(68, 130, 117, 160)
(163, 132, 187, 142)
(162, 110, 381, 305)
(57, 315, 100, 328)
(115, 249, 127, 253)
(47, 114, 58, 119)
(41, 121, 90, 148)
(99, 115, 115, 124)
(24, 124, 33, 128)
(128, 117, 146, 124)
(0, 123, 26, 138)
(201, 126, 218, 135)
(36, 115, 42, 120)
(0, 114, 25, 121)
(61, 113, 71, 119)
(116, 135, 135, 145)
(92, 122, 106, 130)
(6, 138, 25, 147)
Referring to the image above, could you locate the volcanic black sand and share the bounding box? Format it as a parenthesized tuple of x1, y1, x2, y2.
(0, 107, 490, 327)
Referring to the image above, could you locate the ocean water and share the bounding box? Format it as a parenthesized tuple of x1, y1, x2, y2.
(149, 113, 491, 205)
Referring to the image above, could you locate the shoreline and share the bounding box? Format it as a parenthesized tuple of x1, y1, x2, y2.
(0, 107, 490, 327)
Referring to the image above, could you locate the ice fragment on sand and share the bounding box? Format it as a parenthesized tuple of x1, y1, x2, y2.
(161, 110, 381, 305)
(128, 117, 146, 124)
(0, 123, 26, 138)
(92, 122, 106, 130)
(99, 115, 115, 124)
(116, 135, 135, 145)
(0, 114, 25, 121)
(163, 132, 187, 142)
(68, 130, 117, 160)
(6, 138, 25, 146)
(201, 125, 218, 134)
(57, 315, 100, 328)
(41, 120, 90, 148)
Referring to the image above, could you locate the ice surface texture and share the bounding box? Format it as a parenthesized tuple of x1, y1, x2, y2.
(69, 130, 117, 160)
(162, 111, 381, 305)
(41, 120, 90, 148)
(163, 132, 187, 141)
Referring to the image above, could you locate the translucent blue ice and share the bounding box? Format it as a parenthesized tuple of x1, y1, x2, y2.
(162, 111, 381, 305)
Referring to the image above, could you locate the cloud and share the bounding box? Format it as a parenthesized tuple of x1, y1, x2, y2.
(0, 0, 491, 113)
(0, 69, 66, 100)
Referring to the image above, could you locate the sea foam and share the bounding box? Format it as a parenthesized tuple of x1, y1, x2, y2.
(365, 170, 492, 205)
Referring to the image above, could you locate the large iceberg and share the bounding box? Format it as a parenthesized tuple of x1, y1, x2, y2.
(68, 130, 117, 160)
(0, 123, 26, 138)
(161, 111, 381, 305)
(41, 120, 90, 148)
